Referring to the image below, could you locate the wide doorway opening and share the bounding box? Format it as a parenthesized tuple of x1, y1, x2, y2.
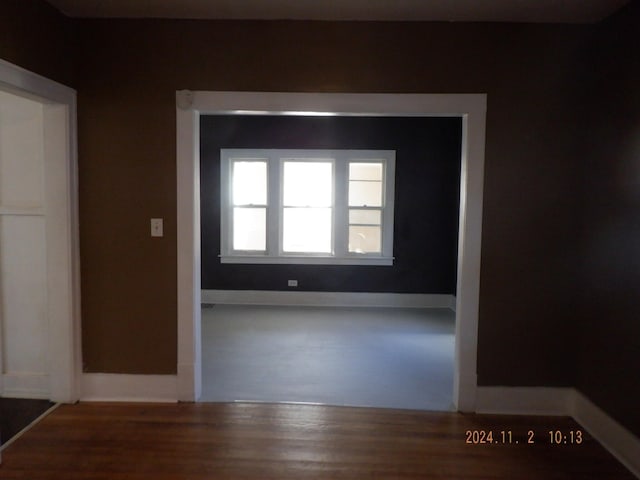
(177, 92, 486, 412)
(199, 113, 460, 410)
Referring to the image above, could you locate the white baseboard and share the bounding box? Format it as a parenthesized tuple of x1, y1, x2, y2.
(80, 374, 178, 403)
(477, 387, 640, 479)
(476, 386, 573, 416)
(202, 289, 456, 309)
(1, 373, 50, 399)
(571, 391, 640, 478)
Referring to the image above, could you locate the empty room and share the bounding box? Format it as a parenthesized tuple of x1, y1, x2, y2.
(198, 113, 461, 410)
(0, 0, 639, 478)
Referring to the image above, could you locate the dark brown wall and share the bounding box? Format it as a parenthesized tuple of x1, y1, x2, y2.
(75, 19, 590, 380)
(576, 1, 640, 438)
(0, 0, 75, 86)
(3, 0, 637, 438)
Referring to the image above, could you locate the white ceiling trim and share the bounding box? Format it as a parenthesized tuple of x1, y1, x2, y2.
(46, 0, 629, 23)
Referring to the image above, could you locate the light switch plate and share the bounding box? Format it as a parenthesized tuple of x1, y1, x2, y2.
(151, 218, 163, 237)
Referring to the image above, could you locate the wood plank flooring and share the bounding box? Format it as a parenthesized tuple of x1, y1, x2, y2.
(0, 402, 635, 479)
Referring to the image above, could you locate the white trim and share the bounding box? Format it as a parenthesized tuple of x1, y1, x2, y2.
(0, 206, 45, 216)
(219, 255, 394, 265)
(177, 91, 487, 409)
(476, 386, 573, 416)
(572, 391, 640, 479)
(0, 58, 74, 104)
(177, 105, 203, 402)
(476, 387, 640, 479)
(0, 58, 81, 404)
(80, 374, 178, 403)
(202, 290, 455, 309)
(0, 374, 50, 399)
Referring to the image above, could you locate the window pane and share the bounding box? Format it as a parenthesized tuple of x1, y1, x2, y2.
(349, 180, 382, 207)
(233, 207, 266, 251)
(283, 161, 332, 207)
(283, 207, 332, 253)
(349, 226, 381, 254)
(349, 209, 381, 225)
(233, 161, 267, 205)
(349, 162, 383, 181)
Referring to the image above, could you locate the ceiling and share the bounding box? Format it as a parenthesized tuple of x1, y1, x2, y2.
(46, 0, 630, 23)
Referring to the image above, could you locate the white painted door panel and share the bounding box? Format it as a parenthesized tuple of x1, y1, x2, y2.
(0, 91, 50, 399)
(0, 216, 48, 372)
(0, 101, 44, 208)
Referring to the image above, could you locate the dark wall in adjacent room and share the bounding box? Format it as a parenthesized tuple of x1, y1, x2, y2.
(200, 115, 462, 294)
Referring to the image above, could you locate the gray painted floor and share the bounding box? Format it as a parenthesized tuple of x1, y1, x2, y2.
(201, 305, 455, 411)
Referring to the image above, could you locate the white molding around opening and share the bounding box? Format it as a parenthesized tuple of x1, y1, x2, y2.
(0, 58, 81, 403)
(176, 91, 487, 411)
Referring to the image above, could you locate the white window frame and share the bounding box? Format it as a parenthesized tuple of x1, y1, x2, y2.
(220, 148, 396, 266)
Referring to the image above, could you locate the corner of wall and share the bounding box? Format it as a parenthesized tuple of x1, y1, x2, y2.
(476, 386, 640, 478)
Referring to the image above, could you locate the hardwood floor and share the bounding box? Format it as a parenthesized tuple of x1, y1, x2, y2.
(0, 402, 635, 479)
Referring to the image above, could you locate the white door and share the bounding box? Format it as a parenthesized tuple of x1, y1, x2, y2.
(0, 90, 50, 399)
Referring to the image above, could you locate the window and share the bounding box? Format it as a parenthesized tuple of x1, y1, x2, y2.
(220, 149, 395, 265)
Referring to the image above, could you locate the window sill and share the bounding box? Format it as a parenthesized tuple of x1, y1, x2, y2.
(219, 255, 394, 266)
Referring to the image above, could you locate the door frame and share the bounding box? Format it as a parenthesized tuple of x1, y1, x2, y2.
(176, 91, 486, 411)
(0, 58, 81, 403)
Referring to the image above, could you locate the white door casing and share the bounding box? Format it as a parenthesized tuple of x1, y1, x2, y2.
(0, 58, 80, 403)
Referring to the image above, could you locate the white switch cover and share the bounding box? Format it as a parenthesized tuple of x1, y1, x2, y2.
(151, 218, 163, 237)
(288, 280, 298, 287)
